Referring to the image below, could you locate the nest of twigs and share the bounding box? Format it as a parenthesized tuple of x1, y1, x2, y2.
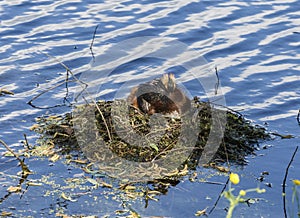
(33, 99, 270, 172)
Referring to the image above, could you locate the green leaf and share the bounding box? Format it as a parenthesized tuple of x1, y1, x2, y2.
(150, 143, 159, 152)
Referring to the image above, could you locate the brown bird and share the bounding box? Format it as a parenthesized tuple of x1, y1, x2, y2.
(127, 73, 191, 116)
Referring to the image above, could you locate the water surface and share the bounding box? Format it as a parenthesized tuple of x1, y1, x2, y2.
(1, 0, 300, 217)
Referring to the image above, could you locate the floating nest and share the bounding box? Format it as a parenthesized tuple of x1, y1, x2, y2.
(32, 98, 270, 181)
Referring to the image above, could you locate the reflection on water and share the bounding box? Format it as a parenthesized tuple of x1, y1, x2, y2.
(0, 0, 300, 217)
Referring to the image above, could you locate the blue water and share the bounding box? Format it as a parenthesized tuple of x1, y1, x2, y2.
(1, 0, 300, 217)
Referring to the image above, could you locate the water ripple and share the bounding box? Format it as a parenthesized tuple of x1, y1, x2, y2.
(0, 0, 299, 145)
(1, 1, 300, 217)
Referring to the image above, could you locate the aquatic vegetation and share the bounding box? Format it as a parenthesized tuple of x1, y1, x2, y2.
(291, 179, 300, 218)
(229, 172, 240, 185)
(282, 146, 299, 218)
(33, 99, 270, 168)
(293, 179, 300, 186)
(222, 173, 266, 218)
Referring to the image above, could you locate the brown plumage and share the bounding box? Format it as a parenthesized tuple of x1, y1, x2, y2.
(127, 73, 191, 116)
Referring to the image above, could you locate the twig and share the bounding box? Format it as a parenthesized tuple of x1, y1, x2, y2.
(282, 146, 299, 218)
(1, 139, 20, 160)
(41, 53, 87, 92)
(63, 69, 71, 105)
(199, 180, 226, 186)
(209, 177, 230, 215)
(209, 101, 244, 117)
(271, 132, 294, 139)
(0, 140, 32, 204)
(28, 80, 74, 109)
(151, 142, 177, 162)
(90, 25, 99, 63)
(28, 48, 90, 109)
(0, 139, 31, 174)
(0, 88, 14, 96)
(23, 134, 30, 150)
(214, 66, 220, 95)
(41, 52, 112, 141)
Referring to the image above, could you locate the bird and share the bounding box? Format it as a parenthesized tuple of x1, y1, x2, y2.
(127, 73, 191, 116)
